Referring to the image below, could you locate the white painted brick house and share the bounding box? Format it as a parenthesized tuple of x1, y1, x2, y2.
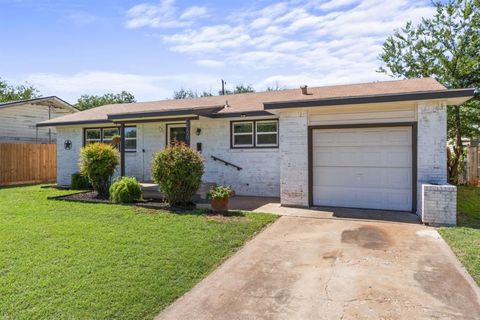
(37, 78, 474, 225)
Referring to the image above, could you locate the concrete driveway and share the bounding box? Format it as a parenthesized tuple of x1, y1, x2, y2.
(156, 214, 480, 320)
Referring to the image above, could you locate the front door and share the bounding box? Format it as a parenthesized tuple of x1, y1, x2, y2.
(167, 123, 187, 145)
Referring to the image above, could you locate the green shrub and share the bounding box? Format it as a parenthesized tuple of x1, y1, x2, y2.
(208, 185, 233, 200)
(109, 176, 142, 203)
(79, 143, 119, 198)
(151, 142, 204, 206)
(71, 172, 90, 190)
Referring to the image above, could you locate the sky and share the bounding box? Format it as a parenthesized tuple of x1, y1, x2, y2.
(0, 0, 436, 103)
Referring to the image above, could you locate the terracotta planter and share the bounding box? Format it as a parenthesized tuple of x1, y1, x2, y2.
(211, 197, 229, 213)
(112, 137, 121, 145)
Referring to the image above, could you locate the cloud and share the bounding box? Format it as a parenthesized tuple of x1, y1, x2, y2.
(195, 59, 225, 68)
(125, 0, 208, 29)
(24, 71, 220, 103)
(180, 6, 208, 20)
(122, 0, 436, 91)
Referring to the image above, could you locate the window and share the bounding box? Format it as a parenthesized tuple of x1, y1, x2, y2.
(102, 128, 119, 144)
(256, 120, 278, 147)
(83, 127, 137, 152)
(232, 122, 254, 147)
(231, 120, 278, 148)
(85, 129, 101, 144)
(124, 127, 137, 151)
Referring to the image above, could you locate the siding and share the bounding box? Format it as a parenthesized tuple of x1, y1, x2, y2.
(308, 102, 416, 126)
(0, 103, 73, 144)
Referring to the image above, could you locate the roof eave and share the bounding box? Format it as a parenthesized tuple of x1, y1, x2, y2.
(263, 88, 475, 110)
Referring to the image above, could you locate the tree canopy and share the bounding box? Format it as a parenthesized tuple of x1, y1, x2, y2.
(0, 78, 41, 102)
(378, 0, 480, 182)
(172, 89, 213, 99)
(75, 91, 136, 110)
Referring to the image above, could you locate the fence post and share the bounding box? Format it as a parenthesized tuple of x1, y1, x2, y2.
(468, 146, 479, 186)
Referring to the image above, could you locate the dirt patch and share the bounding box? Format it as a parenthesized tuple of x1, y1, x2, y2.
(414, 258, 480, 316)
(205, 213, 249, 223)
(341, 225, 392, 250)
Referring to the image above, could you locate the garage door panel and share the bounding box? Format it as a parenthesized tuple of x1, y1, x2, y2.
(313, 186, 412, 211)
(313, 128, 411, 147)
(313, 146, 411, 167)
(313, 167, 411, 189)
(312, 126, 413, 211)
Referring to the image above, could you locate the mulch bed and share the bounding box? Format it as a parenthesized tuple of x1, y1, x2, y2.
(50, 191, 199, 211)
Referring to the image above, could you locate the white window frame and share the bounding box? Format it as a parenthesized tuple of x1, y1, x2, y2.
(232, 121, 254, 148)
(124, 127, 137, 152)
(85, 128, 101, 144)
(255, 120, 278, 147)
(83, 127, 137, 152)
(102, 128, 119, 144)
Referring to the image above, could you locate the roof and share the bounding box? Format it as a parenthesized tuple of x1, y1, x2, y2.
(37, 78, 474, 127)
(0, 96, 77, 113)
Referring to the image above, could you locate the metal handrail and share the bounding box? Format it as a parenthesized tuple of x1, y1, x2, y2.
(211, 155, 242, 171)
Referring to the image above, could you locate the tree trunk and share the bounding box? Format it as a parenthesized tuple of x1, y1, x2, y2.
(450, 105, 463, 185)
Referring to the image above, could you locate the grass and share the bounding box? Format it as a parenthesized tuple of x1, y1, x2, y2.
(439, 186, 480, 285)
(0, 185, 277, 320)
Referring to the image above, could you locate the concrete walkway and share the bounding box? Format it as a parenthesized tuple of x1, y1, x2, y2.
(156, 212, 480, 320)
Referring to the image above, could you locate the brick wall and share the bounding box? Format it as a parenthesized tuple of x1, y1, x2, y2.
(56, 126, 83, 186)
(417, 102, 449, 217)
(422, 184, 457, 226)
(278, 111, 309, 207)
(56, 118, 280, 197)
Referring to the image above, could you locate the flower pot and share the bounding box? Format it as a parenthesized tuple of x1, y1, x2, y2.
(112, 137, 121, 145)
(211, 197, 229, 213)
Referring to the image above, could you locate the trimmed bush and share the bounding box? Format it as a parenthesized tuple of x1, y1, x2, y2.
(80, 143, 119, 198)
(109, 176, 142, 203)
(71, 172, 90, 190)
(151, 142, 204, 206)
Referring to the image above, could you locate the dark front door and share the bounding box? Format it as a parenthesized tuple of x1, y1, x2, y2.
(167, 124, 187, 144)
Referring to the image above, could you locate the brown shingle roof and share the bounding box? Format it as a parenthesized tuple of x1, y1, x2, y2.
(38, 78, 450, 126)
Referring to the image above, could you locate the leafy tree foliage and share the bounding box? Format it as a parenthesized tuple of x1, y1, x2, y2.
(378, 0, 480, 183)
(80, 143, 120, 198)
(76, 91, 136, 110)
(0, 78, 40, 102)
(173, 88, 213, 99)
(233, 84, 255, 94)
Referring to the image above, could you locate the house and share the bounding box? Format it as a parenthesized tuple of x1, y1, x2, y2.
(37, 78, 474, 225)
(0, 96, 77, 144)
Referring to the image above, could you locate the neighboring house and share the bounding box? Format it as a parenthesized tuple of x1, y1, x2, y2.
(0, 96, 77, 144)
(38, 78, 474, 225)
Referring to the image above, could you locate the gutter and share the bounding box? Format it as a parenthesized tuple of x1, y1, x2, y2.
(264, 88, 475, 109)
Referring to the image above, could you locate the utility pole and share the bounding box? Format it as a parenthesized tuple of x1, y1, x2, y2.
(221, 79, 226, 95)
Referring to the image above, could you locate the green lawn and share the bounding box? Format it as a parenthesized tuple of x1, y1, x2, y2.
(439, 186, 480, 285)
(0, 185, 276, 319)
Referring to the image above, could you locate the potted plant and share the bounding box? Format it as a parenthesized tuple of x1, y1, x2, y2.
(208, 185, 233, 213)
(111, 134, 121, 146)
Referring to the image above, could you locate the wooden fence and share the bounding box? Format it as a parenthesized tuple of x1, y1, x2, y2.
(0, 143, 56, 186)
(468, 146, 480, 186)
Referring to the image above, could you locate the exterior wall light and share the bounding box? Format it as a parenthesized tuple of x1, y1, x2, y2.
(196, 128, 202, 136)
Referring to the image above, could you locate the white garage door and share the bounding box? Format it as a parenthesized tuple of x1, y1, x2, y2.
(312, 126, 412, 211)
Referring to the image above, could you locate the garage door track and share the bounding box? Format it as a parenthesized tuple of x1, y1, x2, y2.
(156, 215, 480, 320)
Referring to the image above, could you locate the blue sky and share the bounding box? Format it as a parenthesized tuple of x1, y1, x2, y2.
(0, 0, 436, 103)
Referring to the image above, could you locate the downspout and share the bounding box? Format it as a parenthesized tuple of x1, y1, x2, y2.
(120, 123, 125, 177)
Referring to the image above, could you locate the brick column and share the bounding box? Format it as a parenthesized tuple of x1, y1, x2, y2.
(279, 110, 309, 207)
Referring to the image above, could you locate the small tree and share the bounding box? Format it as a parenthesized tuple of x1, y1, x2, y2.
(80, 143, 120, 197)
(151, 142, 204, 206)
